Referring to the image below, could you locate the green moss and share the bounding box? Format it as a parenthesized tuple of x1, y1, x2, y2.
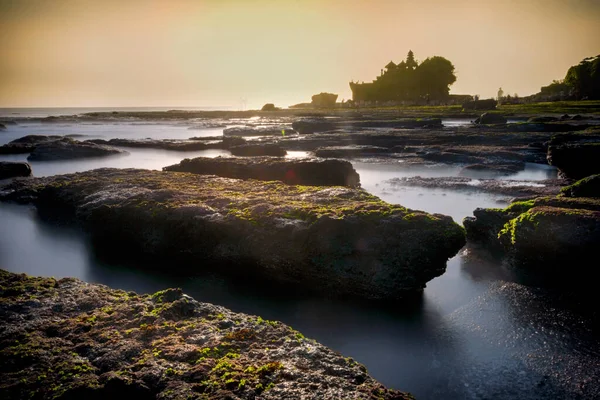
(504, 199, 536, 214)
(498, 209, 540, 245)
(560, 174, 600, 198)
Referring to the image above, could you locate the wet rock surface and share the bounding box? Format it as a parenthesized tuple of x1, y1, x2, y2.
(223, 126, 296, 137)
(386, 176, 563, 198)
(0, 269, 413, 400)
(229, 143, 287, 157)
(560, 174, 600, 198)
(0, 168, 465, 300)
(276, 129, 555, 167)
(27, 138, 127, 161)
(547, 131, 600, 179)
(0, 135, 64, 155)
(314, 146, 391, 158)
(474, 112, 507, 125)
(86, 138, 221, 151)
(0, 162, 32, 180)
(291, 118, 443, 134)
(163, 157, 360, 187)
(463, 188, 600, 284)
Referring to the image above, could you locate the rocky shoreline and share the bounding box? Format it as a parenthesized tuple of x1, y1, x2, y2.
(2, 106, 600, 399)
(0, 269, 413, 399)
(0, 168, 465, 301)
(463, 175, 600, 285)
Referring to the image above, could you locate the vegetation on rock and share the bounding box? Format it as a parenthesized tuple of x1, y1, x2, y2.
(0, 269, 414, 399)
(0, 168, 465, 300)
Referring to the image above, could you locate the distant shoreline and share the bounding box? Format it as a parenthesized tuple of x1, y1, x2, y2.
(2, 100, 600, 120)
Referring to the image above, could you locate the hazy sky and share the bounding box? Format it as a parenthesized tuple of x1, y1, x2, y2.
(1, 0, 599, 109)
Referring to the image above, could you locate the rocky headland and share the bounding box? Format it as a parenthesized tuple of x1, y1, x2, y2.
(0, 269, 413, 400)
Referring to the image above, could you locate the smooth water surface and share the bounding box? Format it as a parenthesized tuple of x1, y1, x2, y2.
(0, 121, 225, 145)
(0, 120, 596, 399)
(353, 161, 557, 222)
(0, 203, 597, 399)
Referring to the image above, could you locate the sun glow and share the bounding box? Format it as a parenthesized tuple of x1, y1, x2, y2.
(1, 0, 599, 108)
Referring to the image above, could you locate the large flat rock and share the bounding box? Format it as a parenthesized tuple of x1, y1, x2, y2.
(163, 157, 360, 187)
(27, 138, 127, 161)
(0, 269, 414, 400)
(86, 137, 245, 151)
(0, 168, 465, 300)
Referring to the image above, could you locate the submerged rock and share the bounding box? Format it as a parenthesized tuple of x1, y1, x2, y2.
(86, 138, 219, 151)
(230, 143, 287, 157)
(291, 118, 442, 134)
(27, 138, 127, 161)
(163, 157, 360, 187)
(314, 145, 390, 158)
(0, 161, 32, 179)
(527, 116, 559, 123)
(223, 126, 295, 137)
(387, 176, 562, 198)
(474, 113, 507, 125)
(0, 168, 465, 301)
(0, 135, 65, 155)
(292, 119, 338, 134)
(0, 123, 5, 130)
(0, 269, 414, 400)
(459, 163, 525, 177)
(9, 135, 63, 145)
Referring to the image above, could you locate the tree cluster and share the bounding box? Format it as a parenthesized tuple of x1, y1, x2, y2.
(534, 55, 600, 101)
(564, 55, 600, 100)
(350, 50, 456, 103)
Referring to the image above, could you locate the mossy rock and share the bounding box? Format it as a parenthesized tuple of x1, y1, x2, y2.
(1, 168, 465, 301)
(560, 174, 600, 198)
(498, 206, 600, 274)
(464, 195, 600, 270)
(0, 269, 414, 400)
(163, 157, 360, 187)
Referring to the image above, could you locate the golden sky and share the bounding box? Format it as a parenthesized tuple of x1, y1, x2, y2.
(1, 0, 599, 109)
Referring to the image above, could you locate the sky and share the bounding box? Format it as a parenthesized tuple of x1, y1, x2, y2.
(1, 0, 599, 109)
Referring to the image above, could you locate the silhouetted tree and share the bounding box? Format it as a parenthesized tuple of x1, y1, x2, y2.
(349, 51, 456, 103)
(416, 56, 456, 100)
(564, 55, 600, 99)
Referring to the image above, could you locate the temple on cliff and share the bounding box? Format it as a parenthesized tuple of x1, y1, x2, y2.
(349, 50, 466, 105)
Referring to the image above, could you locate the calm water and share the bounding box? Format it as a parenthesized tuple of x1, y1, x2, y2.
(0, 106, 237, 119)
(1, 120, 597, 399)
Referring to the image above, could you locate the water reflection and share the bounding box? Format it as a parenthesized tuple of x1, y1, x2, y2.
(0, 121, 225, 146)
(0, 148, 230, 177)
(2, 201, 597, 398)
(353, 161, 558, 223)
